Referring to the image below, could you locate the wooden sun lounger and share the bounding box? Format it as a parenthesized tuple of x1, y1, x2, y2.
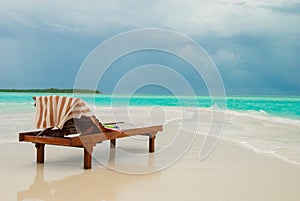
(19, 97, 163, 169)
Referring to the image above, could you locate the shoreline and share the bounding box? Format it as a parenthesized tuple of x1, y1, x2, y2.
(1, 106, 300, 166)
(221, 137, 300, 168)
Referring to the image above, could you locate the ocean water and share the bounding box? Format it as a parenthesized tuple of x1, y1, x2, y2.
(1, 92, 299, 119)
(0, 92, 300, 165)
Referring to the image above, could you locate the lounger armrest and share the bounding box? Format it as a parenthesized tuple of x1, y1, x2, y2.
(102, 121, 124, 125)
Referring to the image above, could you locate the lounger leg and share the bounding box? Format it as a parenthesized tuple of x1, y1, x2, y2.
(110, 139, 116, 148)
(35, 143, 45, 163)
(108, 148, 116, 166)
(84, 146, 93, 169)
(149, 135, 156, 153)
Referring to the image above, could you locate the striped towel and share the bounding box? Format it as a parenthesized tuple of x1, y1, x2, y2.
(35, 96, 91, 129)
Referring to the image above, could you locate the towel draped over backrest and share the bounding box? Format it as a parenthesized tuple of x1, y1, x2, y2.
(35, 96, 91, 129)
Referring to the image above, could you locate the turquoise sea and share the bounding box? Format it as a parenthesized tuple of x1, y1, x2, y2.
(0, 92, 299, 120)
(0, 92, 299, 165)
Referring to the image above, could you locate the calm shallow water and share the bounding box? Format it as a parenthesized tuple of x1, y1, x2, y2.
(0, 92, 299, 119)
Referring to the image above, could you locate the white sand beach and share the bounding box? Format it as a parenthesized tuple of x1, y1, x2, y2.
(1, 107, 300, 201)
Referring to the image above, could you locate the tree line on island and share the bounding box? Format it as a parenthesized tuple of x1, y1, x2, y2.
(0, 88, 101, 94)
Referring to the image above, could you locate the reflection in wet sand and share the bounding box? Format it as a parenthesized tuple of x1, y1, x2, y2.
(18, 149, 159, 201)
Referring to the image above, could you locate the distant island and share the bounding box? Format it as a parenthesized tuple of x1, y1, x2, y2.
(0, 88, 101, 94)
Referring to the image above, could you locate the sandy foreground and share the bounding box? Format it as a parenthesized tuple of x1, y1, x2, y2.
(1, 137, 300, 201)
(1, 107, 300, 201)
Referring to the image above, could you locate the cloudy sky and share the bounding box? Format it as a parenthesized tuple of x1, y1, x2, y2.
(0, 0, 299, 95)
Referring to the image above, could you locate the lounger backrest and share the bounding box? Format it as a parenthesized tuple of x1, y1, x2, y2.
(33, 96, 104, 136)
(34, 96, 91, 129)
